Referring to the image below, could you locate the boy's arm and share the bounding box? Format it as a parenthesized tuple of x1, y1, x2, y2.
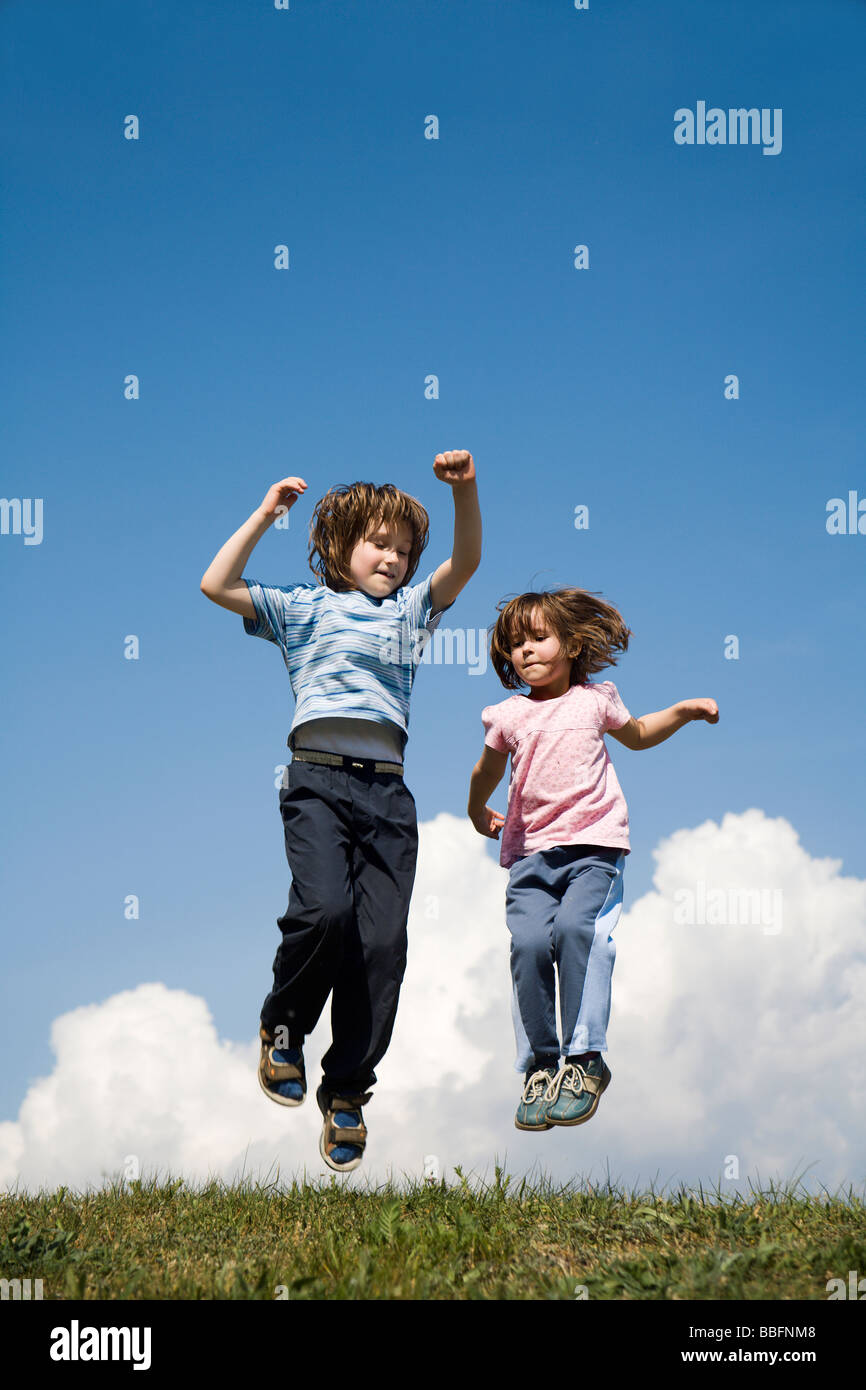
(468, 745, 509, 838)
(429, 451, 481, 613)
(200, 477, 308, 618)
(200, 508, 271, 618)
(607, 699, 719, 750)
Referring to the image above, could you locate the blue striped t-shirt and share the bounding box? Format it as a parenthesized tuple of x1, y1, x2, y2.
(242, 570, 454, 751)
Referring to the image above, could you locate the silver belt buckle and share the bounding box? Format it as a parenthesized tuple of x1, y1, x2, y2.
(351, 760, 364, 768)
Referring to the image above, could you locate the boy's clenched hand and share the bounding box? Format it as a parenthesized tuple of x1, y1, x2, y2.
(433, 451, 475, 486)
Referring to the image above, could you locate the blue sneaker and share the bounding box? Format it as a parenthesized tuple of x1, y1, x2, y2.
(515, 1066, 558, 1131)
(258, 1024, 306, 1106)
(545, 1057, 611, 1126)
(317, 1085, 372, 1172)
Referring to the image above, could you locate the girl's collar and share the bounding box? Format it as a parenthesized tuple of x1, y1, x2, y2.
(516, 683, 577, 703)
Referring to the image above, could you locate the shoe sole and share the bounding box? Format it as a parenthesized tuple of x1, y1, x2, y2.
(514, 1116, 553, 1131)
(258, 1059, 306, 1108)
(318, 1126, 363, 1173)
(547, 1067, 611, 1127)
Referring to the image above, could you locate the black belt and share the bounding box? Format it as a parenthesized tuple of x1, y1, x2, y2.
(291, 748, 404, 776)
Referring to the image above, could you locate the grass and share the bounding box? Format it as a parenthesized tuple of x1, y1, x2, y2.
(1, 1163, 864, 1300)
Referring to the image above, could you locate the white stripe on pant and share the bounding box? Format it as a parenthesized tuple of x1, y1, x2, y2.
(504, 843, 626, 1074)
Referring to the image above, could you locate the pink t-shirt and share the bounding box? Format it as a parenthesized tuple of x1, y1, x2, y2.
(481, 680, 632, 869)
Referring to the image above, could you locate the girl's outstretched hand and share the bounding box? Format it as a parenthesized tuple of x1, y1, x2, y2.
(433, 450, 475, 485)
(258, 476, 308, 519)
(469, 806, 506, 839)
(678, 698, 719, 724)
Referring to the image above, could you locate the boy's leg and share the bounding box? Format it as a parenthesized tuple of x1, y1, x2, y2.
(504, 850, 563, 1075)
(260, 760, 355, 1042)
(319, 769, 419, 1099)
(552, 846, 625, 1057)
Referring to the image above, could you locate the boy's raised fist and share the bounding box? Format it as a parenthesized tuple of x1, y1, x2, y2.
(433, 451, 475, 485)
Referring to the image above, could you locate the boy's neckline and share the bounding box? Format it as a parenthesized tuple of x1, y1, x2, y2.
(339, 584, 395, 605)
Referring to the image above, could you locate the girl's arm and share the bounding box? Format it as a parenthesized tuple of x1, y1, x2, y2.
(468, 745, 509, 838)
(200, 477, 307, 617)
(607, 698, 719, 751)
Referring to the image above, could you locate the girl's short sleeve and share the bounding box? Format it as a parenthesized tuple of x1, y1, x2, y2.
(594, 680, 631, 732)
(481, 704, 511, 753)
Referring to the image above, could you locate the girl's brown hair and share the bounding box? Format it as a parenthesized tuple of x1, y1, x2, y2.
(489, 587, 632, 690)
(307, 482, 430, 591)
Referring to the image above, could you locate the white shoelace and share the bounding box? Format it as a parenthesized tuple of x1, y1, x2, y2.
(544, 1063, 587, 1103)
(521, 1069, 554, 1104)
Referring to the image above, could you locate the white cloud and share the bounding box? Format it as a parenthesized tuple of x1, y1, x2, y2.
(2, 808, 864, 1197)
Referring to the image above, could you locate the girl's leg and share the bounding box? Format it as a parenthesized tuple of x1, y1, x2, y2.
(504, 850, 563, 1074)
(551, 846, 626, 1056)
(260, 760, 355, 1041)
(321, 769, 419, 1099)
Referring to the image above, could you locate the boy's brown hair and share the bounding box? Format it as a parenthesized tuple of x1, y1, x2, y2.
(489, 587, 632, 690)
(307, 482, 430, 591)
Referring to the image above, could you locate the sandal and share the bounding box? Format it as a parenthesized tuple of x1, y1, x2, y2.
(258, 1024, 306, 1106)
(316, 1084, 372, 1172)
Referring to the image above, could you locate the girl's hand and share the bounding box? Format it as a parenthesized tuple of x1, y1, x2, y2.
(469, 806, 506, 839)
(258, 477, 308, 520)
(433, 451, 476, 486)
(678, 698, 719, 724)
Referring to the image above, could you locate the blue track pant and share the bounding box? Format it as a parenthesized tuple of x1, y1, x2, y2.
(504, 843, 626, 1074)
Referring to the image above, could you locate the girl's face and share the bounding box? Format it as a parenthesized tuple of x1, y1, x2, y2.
(510, 609, 576, 690)
(349, 519, 414, 597)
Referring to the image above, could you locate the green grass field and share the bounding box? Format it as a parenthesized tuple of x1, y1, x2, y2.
(2, 1166, 863, 1300)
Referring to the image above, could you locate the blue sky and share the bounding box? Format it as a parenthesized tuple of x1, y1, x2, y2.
(2, 0, 865, 1177)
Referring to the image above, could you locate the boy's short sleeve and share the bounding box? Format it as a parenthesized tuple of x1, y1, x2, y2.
(242, 579, 299, 646)
(402, 570, 454, 648)
(594, 680, 632, 732)
(481, 704, 511, 754)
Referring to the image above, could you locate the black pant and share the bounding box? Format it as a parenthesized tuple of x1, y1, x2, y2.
(260, 755, 419, 1101)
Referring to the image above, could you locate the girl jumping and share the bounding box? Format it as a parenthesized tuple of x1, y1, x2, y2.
(467, 587, 718, 1131)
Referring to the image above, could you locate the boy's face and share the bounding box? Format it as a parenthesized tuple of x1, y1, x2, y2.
(349, 519, 414, 597)
(510, 608, 575, 689)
